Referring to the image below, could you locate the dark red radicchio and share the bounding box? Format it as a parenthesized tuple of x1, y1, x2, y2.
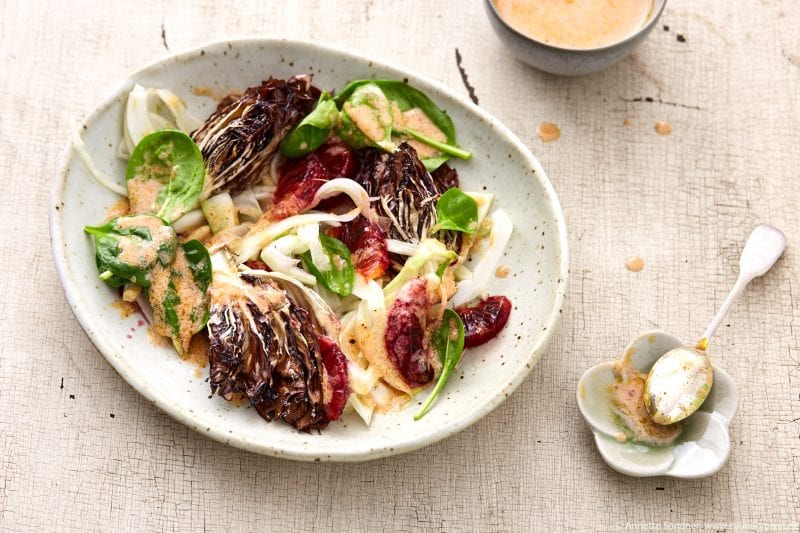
(207, 250, 349, 430)
(192, 75, 320, 196)
(270, 139, 356, 221)
(354, 143, 461, 260)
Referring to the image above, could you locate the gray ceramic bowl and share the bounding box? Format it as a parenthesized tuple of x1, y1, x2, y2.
(485, 0, 667, 76)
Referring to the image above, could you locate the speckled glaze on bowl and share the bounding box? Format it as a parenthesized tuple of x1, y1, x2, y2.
(485, 0, 668, 76)
(50, 38, 568, 461)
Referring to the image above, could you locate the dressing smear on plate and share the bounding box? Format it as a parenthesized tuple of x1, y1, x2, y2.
(610, 348, 683, 446)
(493, 0, 653, 50)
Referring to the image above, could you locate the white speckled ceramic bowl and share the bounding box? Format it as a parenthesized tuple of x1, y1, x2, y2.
(50, 38, 568, 461)
(577, 330, 738, 478)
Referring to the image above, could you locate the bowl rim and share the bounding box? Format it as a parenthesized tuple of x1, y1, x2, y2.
(485, 0, 668, 54)
(49, 36, 570, 461)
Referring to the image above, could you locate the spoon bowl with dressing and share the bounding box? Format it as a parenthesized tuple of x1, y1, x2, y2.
(485, 0, 668, 76)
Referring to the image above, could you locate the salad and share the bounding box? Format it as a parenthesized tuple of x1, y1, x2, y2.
(76, 74, 514, 432)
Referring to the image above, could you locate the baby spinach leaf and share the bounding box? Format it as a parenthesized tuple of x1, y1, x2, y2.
(280, 93, 339, 158)
(335, 79, 470, 170)
(414, 309, 466, 420)
(125, 129, 205, 223)
(150, 239, 212, 355)
(336, 82, 395, 152)
(84, 214, 176, 287)
(431, 188, 478, 234)
(181, 239, 212, 292)
(163, 280, 182, 338)
(300, 233, 355, 296)
(96, 267, 126, 288)
(392, 124, 472, 161)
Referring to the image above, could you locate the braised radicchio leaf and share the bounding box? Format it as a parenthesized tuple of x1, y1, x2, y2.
(207, 250, 348, 431)
(270, 139, 356, 221)
(354, 143, 460, 258)
(192, 75, 320, 196)
(384, 277, 441, 388)
(430, 162, 459, 191)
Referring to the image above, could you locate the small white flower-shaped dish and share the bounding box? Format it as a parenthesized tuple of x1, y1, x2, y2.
(577, 330, 739, 478)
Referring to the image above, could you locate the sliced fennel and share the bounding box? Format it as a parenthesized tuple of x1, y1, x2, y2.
(299, 233, 355, 296)
(232, 189, 263, 220)
(351, 275, 385, 312)
(72, 132, 127, 196)
(260, 234, 316, 285)
(233, 207, 361, 263)
(386, 239, 419, 256)
(346, 394, 374, 426)
(341, 277, 386, 426)
(120, 85, 202, 159)
(383, 238, 457, 302)
(251, 184, 276, 202)
(451, 208, 513, 307)
(296, 223, 330, 271)
(257, 222, 354, 289)
(308, 178, 376, 222)
(201, 192, 238, 234)
(347, 362, 383, 397)
(172, 208, 206, 234)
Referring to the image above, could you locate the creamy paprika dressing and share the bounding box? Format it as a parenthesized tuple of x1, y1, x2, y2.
(391, 103, 448, 159)
(115, 215, 174, 269)
(149, 247, 207, 353)
(493, 0, 653, 50)
(610, 348, 683, 446)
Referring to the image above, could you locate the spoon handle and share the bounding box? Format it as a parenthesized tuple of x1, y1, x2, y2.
(701, 275, 749, 344)
(700, 225, 786, 344)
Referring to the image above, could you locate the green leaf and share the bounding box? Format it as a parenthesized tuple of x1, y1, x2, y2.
(335, 83, 395, 153)
(96, 265, 125, 288)
(335, 79, 469, 170)
(150, 241, 212, 355)
(392, 124, 472, 161)
(431, 188, 478, 234)
(414, 309, 466, 420)
(336, 108, 380, 150)
(280, 93, 339, 158)
(83, 214, 176, 287)
(125, 129, 205, 223)
(181, 240, 212, 293)
(163, 280, 181, 338)
(299, 233, 355, 296)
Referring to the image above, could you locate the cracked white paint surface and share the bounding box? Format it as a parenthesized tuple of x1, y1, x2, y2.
(1, 0, 799, 530)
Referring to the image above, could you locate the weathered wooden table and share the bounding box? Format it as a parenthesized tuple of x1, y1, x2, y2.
(2, 0, 798, 530)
